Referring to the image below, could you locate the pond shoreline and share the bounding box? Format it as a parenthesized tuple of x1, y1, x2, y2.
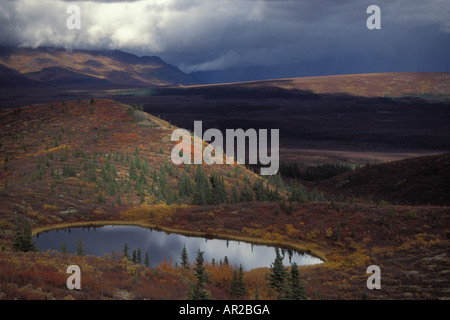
(32, 219, 328, 264)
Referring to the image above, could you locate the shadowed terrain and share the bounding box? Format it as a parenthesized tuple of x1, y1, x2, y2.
(0, 49, 449, 300)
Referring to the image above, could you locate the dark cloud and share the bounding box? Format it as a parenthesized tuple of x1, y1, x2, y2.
(0, 0, 449, 79)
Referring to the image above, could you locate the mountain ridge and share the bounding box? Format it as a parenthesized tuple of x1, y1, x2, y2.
(0, 46, 199, 87)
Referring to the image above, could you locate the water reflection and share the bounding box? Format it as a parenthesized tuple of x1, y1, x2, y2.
(34, 225, 323, 270)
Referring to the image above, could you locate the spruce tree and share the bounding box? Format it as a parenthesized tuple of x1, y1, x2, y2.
(61, 241, 68, 254)
(210, 172, 227, 204)
(123, 243, 129, 260)
(230, 265, 248, 297)
(129, 162, 138, 181)
(240, 182, 253, 202)
(253, 179, 266, 201)
(231, 185, 239, 204)
(137, 247, 141, 264)
(144, 252, 150, 267)
(188, 248, 209, 300)
(192, 166, 210, 205)
(76, 236, 84, 256)
(289, 262, 307, 300)
(12, 215, 36, 252)
(180, 245, 189, 269)
(237, 264, 248, 296)
(178, 172, 193, 198)
(267, 248, 289, 299)
(230, 269, 240, 296)
(192, 187, 205, 205)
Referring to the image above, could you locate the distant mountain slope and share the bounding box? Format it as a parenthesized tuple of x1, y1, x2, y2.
(191, 72, 450, 99)
(24, 66, 113, 85)
(0, 47, 198, 87)
(0, 64, 44, 87)
(319, 153, 450, 206)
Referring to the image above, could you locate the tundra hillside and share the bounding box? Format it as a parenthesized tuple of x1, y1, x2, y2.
(0, 99, 448, 300)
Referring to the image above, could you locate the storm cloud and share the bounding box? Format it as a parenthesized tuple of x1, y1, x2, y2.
(1, 0, 449, 79)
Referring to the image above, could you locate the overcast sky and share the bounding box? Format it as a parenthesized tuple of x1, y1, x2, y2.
(1, 0, 449, 79)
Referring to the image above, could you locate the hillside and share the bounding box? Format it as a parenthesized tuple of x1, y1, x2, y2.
(191, 72, 450, 99)
(0, 99, 448, 301)
(0, 64, 45, 88)
(0, 99, 289, 233)
(319, 153, 450, 206)
(0, 47, 198, 87)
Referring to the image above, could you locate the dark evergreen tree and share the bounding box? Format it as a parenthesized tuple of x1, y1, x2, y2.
(192, 185, 207, 205)
(76, 236, 84, 256)
(194, 166, 209, 190)
(61, 241, 68, 254)
(141, 158, 150, 175)
(123, 243, 129, 260)
(289, 263, 307, 300)
(12, 215, 36, 252)
(180, 245, 189, 269)
(137, 247, 141, 264)
(129, 161, 138, 181)
(144, 252, 150, 267)
(230, 185, 239, 204)
(267, 248, 289, 299)
(230, 269, 240, 296)
(191, 166, 208, 205)
(188, 248, 209, 300)
(237, 264, 248, 296)
(253, 179, 266, 201)
(230, 264, 248, 297)
(361, 289, 368, 300)
(239, 183, 253, 202)
(179, 172, 193, 198)
(208, 171, 227, 204)
(163, 157, 174, 177)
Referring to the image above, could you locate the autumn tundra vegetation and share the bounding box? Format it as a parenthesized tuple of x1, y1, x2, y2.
(0, 99, 448, 300)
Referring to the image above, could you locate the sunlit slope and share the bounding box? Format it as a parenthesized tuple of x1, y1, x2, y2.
(0, 47, 198, 86)
(189, 72, 450, 99)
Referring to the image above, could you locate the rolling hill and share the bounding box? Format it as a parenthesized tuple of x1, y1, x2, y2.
(0, 46, 198, 87)
(189, 72, 450, 99)
(319, 153, 450, 206)
(0, 64, 44, 88)
(0, 98, 284, 231)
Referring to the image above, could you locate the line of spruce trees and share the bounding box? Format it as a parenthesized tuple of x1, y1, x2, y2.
(181, 246, 307, 300)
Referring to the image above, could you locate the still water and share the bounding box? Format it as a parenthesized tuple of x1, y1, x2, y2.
(34, 225, 323, 270)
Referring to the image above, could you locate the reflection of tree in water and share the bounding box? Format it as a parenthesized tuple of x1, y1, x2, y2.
(276, 248, 294, 264)
(287, 250, 293, 264)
